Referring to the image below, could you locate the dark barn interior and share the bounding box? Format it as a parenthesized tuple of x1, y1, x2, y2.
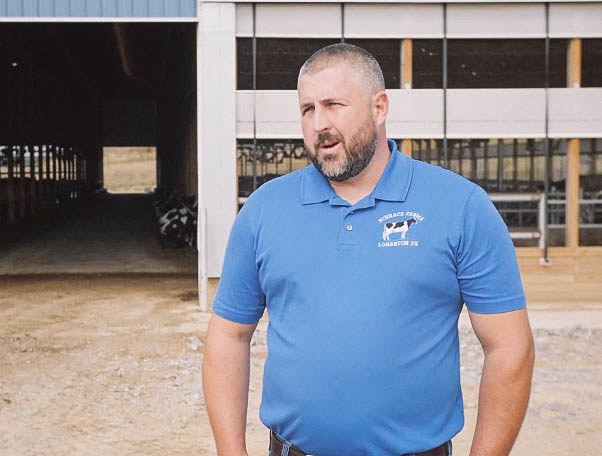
(0, 23, 198, 274)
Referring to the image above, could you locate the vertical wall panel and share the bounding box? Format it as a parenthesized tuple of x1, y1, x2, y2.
(447, 3, 545, 38)
(101, 0, 117, 17)
(255, 91, 302, 138)
(132, 0, 147, 17)
(86, 0, 101, 16)
(235, 3, 253, 37)
(550, 3, 602, 38)
(0, 0, 198, 18)
(70, 0, 86, 16)
(548, 88, 602, 138)
(256, 3, 341, 38)
(387, 90, 444, 138)
(235, 91, 254, 138)
(22, 0, 37, 16)
(345, 4, 443, 38)
(117, 0, 133, 17)
(54, 0, 68, 16)
(179, 0, 195, 18)
(39, 0, 54, 16)
(447, 89, 546, 138)
(7, 0, 23, 16)
(164, 0, 179, 17)
(148, 0, 164, 17)
(0, 0, 195, 17)
(200, 2, 237, 277)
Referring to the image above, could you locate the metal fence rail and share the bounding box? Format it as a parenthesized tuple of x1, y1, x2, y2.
(489, 193, 546, 248)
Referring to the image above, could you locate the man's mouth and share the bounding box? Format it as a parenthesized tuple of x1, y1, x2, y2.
(319, 140, 340, 150)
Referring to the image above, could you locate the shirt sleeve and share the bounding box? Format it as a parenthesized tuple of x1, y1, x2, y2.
(211, 203, 266, 324)
(456, 185, 527, 314)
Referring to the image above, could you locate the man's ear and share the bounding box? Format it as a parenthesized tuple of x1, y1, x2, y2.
(373, 91, 389, 126)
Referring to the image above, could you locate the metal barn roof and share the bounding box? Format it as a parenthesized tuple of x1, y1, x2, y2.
(0, 0, 196, 19)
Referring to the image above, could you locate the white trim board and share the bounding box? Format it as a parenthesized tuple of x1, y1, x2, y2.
(215, 1, 598, 3)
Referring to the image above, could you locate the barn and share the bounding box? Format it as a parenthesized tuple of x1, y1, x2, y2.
(1, 0, 601, 305)
(0, 1, 202, 280)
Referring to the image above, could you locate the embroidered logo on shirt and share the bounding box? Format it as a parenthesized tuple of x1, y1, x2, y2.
(377, 211, 424, 247)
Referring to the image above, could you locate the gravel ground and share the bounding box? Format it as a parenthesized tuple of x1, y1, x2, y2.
(0, 276, 600, 455)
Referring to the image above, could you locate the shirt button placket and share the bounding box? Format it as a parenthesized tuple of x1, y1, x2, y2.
(337, 209, 356, 250)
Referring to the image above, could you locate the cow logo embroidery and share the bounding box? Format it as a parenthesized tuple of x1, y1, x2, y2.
(377, 211, 424, 247)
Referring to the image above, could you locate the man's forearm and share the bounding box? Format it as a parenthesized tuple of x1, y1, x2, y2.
(469, 344, 535, 456)
(203, 329, 252, 456)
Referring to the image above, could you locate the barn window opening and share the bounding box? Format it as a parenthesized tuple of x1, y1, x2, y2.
(103, 147, 157, 193)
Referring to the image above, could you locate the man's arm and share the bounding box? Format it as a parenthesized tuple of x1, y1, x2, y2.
(467, 308, 535, 456)
(203, 313, 258, 456)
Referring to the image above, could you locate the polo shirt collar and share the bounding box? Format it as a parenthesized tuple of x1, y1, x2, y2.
(300, 138, 413, 205)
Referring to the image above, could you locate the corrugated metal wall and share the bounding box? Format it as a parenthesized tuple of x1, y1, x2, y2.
(0, 0, 196, 18)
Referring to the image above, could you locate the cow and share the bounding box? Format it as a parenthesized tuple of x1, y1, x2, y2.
(382, 218, 416, 241)
(155, 194, 198, 248)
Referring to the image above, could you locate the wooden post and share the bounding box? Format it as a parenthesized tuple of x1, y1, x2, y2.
(57, 146, 63, 202)
(45, 145, 51, 180)
(401, 38, 413, 157)
(401, 38, 413, 89)
(29, 146, 37, 216)
(484, 141, 490, 182)
(67, 148, 72, 196)
(45, 145, 51, 208)
(592, 139, 598, 176)
(470, 141, 476, 180)
(512, 139, 518, 190)
(74, 152, 79, 194)
(68, 149, 72, 190)
(401, 140, 412, 157)
(51, 145, 57, 204)
(7, 145, 15, 223)
(566, 139, 580, 247)
(18, 146, 26, 219)
(70, 149, 75, 197)
(497, 140, 503, 190)
(38, 146, 44, 211)
(567, 38, 582, 88)
(565, 38, 581, 247)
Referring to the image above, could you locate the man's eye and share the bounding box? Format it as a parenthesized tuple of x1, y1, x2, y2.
(303, 107, 314, 114)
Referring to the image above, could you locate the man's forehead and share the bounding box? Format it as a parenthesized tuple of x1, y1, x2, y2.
(297, 63, 360, 99)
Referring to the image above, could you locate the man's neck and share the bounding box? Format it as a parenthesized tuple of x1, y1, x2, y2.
(329, 138, 392, 205)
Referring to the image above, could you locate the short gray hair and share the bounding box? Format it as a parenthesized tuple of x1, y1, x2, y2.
(298, 43, 385, 94)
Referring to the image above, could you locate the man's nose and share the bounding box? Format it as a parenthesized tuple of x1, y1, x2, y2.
(312, 107, 331, 132)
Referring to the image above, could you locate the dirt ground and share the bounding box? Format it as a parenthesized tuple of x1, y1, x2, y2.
(0, 276, 600, 456)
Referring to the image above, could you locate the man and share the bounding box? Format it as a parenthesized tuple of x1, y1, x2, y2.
(203, 44, 535, 456)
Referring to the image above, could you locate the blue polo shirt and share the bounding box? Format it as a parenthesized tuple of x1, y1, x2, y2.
(212, 139, 526, 455)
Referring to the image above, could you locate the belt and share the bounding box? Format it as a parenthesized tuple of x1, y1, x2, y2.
(270, 430, 451, 456)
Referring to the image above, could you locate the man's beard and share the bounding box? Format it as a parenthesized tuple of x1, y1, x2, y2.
(306, 120, 378, 182)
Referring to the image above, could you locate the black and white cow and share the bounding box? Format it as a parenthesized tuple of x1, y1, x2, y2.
(382, 218, 416, 241)
(154, 193, 198, 247)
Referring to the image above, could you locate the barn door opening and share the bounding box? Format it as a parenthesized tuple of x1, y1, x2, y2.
(0, 22, 197, 275)
(103, 147, 157, 194)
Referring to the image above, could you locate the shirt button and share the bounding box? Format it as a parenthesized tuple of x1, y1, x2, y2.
(346, 225, 353, 231)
